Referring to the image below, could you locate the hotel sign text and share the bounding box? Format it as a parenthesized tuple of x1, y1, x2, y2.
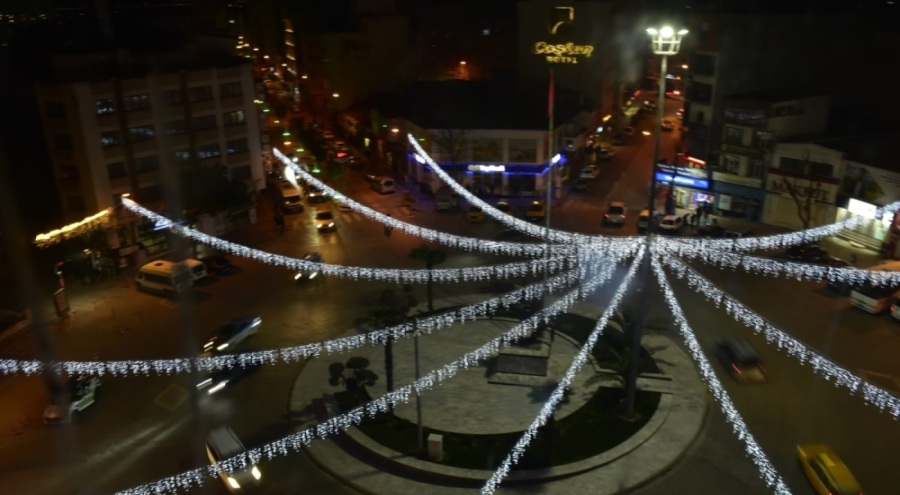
(533, 41, 594, 64)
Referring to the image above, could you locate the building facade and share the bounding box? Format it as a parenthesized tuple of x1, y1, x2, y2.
(35, 49, 264, 262)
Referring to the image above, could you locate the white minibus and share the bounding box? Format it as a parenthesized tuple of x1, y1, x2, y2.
(849, 260, 900, 314)
(135, 260, 193, 296)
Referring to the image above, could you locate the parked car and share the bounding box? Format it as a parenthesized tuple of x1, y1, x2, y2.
(316, 210, 338, 232)
(466, 205, 485, 223)
(715, 337, 767, 384)
(784, 243, 829, 263)
(200, 255, 235, 276)
(603, 201, 627, 226)
(637, 208, 662, 232)
(526, 200, 546, 221)
(621, 126, 635, 138)
(695, 224, 726, 238)
(43, 376, 102, 424)
(796, 443, 863, 495)
(202, 317, 262, 355)
(495, 200, 512, 214)
(294, 252, 322, 282)
(580, 165, 600, 179)
(573, 178, 590, 192)
(661, 119, 676, 130)
(598, 147, 616, 160)
(658, 215, 685, 234)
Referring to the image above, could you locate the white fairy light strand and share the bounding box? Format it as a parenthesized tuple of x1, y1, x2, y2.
(659, 255, 900, 419)
(0, 266, 594, 378)
(655, 201, 900, 255)
(405, 134, 643, 248)
(676, 248, 900, 288)
(112, 264, 618, 495)
(275, 147, 588, 257)
(481, 246, 642, 494)
(650, 255, 793, 495)
(121, 197, 585, 284)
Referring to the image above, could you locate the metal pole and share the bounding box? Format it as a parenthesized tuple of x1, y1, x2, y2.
(545, 67, 554, 341)
(414, 318, 424, 453)
(625, 53, 667, 418)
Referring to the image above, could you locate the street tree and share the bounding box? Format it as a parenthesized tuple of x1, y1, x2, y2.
(327, 357, 378, 404)
(608, 305, 670, 419)
(366, 285, 416, 394)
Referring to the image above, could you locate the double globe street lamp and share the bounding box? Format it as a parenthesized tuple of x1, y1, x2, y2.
(624, 25, 688, 418)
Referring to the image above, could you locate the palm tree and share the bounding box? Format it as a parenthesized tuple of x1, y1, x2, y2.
(409, 244, 448, 312)
(366, 286, 416, 393)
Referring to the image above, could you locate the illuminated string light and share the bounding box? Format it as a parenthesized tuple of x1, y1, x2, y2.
(34, 208, 111, 248)
(659, 254, 900, 419)
(0, 268, 593, 377)
(482, 246, 642, 494)
(275, 147, 606, 257)
(112, 262, 621, 495)
(655, 200, 900, 254)
(121, 197, 583, 284)
(404, 135, 643, 248)
(650, 255, 792, 495)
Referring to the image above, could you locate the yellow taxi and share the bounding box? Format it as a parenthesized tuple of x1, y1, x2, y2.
(466, 205, 485, 223)
(796, 443, 864, 495)
(526, 200, 545, 221)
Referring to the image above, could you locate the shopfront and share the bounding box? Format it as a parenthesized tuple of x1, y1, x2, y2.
(653, 163, 713, 214)
(711, 171, 765, 221)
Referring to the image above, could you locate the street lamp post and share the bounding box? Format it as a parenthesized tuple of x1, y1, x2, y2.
(624, 25, 687, 418)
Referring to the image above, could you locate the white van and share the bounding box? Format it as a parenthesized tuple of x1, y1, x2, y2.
(849, 260, 900, 314)
(371, 177, 395, 194)
(278, 182, 304, 213)
(180, 258, 208, 281)
(136, 260, 193, 296)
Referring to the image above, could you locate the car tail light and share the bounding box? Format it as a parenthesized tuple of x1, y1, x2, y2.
(730, 363, 742, 374)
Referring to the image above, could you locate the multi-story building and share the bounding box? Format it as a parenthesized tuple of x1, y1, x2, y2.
(34, 43, 264, 260)
(710, 90, 830, 220)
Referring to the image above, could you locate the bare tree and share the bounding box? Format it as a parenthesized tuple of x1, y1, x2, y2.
(778, 176, 825, 230)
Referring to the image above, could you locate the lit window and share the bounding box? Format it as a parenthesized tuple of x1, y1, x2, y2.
(224, 110, 245, 126)
(100, 131, 121, 148)
(129, 125, 155, 141)
(122, 94, 149, 111)
(95, 99, 116, 115)
(197, 144, 221, 159)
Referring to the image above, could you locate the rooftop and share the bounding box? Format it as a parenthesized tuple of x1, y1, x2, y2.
(814, 132, 900, 171)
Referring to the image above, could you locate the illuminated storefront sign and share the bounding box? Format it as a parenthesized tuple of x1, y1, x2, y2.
(532, 41, 594, 64)
(655, 172, 710, 189)
(847, 198, 877, 219)
(468, 164, 506, 172)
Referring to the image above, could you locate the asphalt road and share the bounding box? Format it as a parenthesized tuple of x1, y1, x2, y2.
(1, 98, 898, 494)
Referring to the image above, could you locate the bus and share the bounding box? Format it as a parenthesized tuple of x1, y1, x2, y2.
(135, 260, 193, 297)
(849, 260, 900, 314)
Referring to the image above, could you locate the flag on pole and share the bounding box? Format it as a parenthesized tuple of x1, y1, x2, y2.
(547, 71, 555, 118)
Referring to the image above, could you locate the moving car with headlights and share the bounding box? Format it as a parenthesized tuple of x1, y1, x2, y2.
(466, 205, 485, 223)
(294, 252, 322, 282)
(207, 426, 262, 492)
(196, 359, 263, 396)
(796, 443, 863, 495)
(202, 317, 261, 355)
(315, 210, 337, 232)
(573, 177, 590, 192)
(306, 185, 328, 203)
(715, 337, 767, 384)
(661, 118, 676, 130)
(278, 181, 304, 213)
(526, 200, 545, 221)
(598, 147, 616, 160)
(603, 201, 627, 226)
(495, 201, 512, 214)
(43, 376, 102, 424)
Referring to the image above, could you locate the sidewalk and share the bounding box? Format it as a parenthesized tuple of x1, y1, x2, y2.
(288, 295, 709, 495)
